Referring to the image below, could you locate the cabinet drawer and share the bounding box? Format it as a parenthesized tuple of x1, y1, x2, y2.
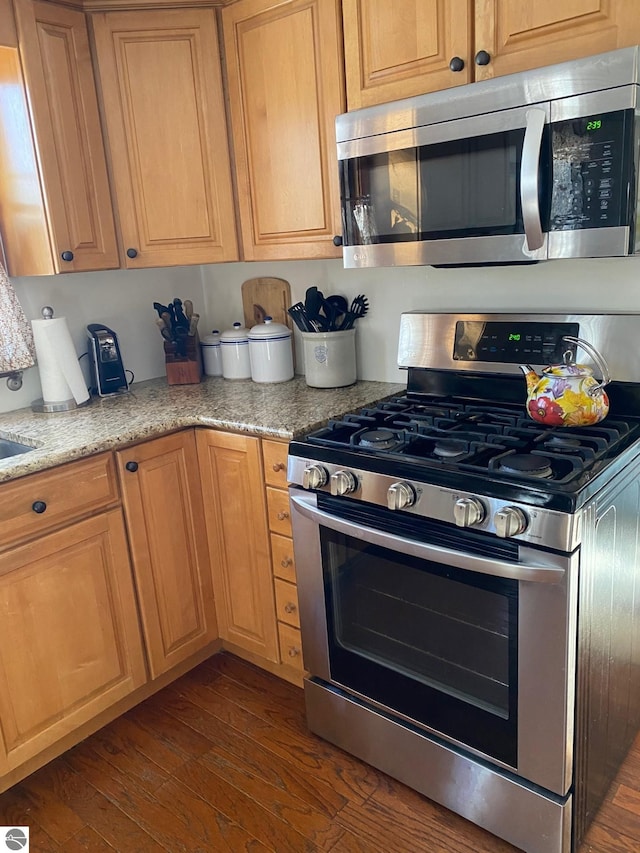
(266, 486, 292, 536)
(274, 577, 300, 628)
(262, 439, 289, 488)
(278, 622, 304, 671)
(0, 453, 118, 549)
(271, 533, 296, 583)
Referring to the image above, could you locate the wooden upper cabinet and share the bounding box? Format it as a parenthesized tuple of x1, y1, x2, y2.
(474, 0, 640, 82)
(1, 0, 118, 276)
(90, 7, 238, 268)
(343, 0, 640, 108)
(116, 431, 218, 679)
(222, 0, 345, 260)
(342, 0, 472, 109)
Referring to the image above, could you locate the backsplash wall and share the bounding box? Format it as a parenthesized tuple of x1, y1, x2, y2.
(2, 256, 640, 414)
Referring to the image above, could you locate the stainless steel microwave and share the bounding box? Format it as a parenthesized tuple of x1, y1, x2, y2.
(335, 46, 640, 268)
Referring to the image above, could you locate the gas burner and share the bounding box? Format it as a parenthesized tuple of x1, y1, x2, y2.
(358, 428, 401, 451)
(498, 453, 553, 478)
(433, 439, 468, 458)
(546, 435, 582, 449)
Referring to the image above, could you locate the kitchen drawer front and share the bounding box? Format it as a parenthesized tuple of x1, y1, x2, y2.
(0, 453, 119, 549)
(262, 439, 289, 488)
(271, 533, 296, 583)
(266, 486, 292, 537)
(274, 577, 300, 628)
(278, 622, 304, 671)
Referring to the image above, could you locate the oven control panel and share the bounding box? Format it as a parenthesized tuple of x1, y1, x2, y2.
(288, 456, 578, 552)
(453, 321, 580, 364)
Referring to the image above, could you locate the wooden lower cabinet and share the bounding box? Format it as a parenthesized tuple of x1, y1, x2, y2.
(117, 430, 218, 679)
(196, 429, 279, 663)
(0, 509, 146, 775)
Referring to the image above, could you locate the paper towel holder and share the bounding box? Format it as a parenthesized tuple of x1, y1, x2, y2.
(31, 306, 91, 413)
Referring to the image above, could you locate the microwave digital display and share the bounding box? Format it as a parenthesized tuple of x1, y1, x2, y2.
(549, 109, 632, 232)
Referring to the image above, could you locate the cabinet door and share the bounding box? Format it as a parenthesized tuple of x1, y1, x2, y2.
(474, 0, 640, 81)
(222, 0, 344, 260)
(91, 8, 238, 268)
(117, 431, 217, 679)
(0, 510, 146, 774)
(196, 430, 278, 662)
(12, 0, 119, 273)
(342, 0, 472, 107)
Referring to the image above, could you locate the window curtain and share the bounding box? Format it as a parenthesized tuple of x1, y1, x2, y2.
(0, 260, 36, 373)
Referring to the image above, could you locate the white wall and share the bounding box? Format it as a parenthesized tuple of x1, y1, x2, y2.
(3, 255, 640, 413)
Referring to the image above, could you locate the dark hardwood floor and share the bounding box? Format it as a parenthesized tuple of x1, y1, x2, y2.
(1, 652, 639, 852)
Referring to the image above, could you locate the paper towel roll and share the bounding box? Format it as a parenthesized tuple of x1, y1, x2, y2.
(32, 316, 89, 405)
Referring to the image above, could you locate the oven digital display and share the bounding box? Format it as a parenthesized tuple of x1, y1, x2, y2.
(453, 321, 580, 363)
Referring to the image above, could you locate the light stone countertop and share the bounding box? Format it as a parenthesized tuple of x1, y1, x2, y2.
(0, 375, 405, 483)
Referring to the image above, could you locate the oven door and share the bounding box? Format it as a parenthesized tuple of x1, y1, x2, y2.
(290, 489, 578, 797)
(337, 105, 551, 267)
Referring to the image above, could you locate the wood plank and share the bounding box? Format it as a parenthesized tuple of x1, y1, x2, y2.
(2, 655, 640, 853)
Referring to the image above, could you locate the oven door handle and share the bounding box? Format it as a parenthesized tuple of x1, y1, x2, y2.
(290, 493, 567, 584)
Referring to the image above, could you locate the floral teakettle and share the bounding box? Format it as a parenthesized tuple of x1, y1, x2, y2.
(520, 336, 610, 427)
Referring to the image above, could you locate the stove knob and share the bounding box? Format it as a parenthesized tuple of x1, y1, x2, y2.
(453, 497, 486, 528)
(494, 506, 528, 538)
(302, 464, 328, 490)
(330, 470, 358, 496)
(387, 481, 416, 511)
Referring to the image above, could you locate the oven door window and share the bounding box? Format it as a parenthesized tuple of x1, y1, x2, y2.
(321, 527, 518, 766)
(339, 123, 550, 247)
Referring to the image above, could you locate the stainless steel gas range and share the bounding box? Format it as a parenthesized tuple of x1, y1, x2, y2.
(288, 313, 640, 853)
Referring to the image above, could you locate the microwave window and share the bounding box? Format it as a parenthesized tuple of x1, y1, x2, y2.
(340, 128, 530, 245)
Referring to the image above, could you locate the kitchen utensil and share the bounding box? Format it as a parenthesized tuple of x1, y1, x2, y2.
(173, 298, 189, 331)
(248, 317, 294, 383)
(188, 314, 200, 336)
(521, 336, 610, 426)
(288, 303, 314, 332)
(241, 278, 293, 336)
(340, 294, 369, 330)
(324, 295, 348, 330)
(156, 318, 173, 342)
(184, 299, 194, 320)
(220, 322, 251, 379)
(153, 302, 170, 319)
(305, 286, 326, 329)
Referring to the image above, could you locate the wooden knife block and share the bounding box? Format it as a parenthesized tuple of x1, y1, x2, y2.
(164, 336, 202, 385)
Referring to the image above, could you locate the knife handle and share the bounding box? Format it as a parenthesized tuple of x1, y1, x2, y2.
(184, 299, 194, 320)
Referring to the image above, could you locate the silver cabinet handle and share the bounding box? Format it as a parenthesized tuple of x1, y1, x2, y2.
(520, 108, 546, 252)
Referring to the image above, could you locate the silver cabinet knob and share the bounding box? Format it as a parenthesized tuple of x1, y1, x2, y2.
(387, 481, 416, 511)
(453, 497, 486, 528)
(494, 506, 528, 538)
(302, 464, 328, 490)
(330, 470, 357, 496)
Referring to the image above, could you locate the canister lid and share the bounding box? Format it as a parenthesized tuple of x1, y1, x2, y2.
(201, 329, 221, 345)
(221, 322, 249, 342)
(248, 317, 292, 340)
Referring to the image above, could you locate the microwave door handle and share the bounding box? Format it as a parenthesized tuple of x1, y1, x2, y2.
(520, 108, 546, 251)
(290, 492, 566, 584)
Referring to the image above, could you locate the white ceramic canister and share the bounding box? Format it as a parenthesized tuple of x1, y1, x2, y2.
(200, 330, 222, 376)
(248, 317, 294, 383)
(220, 322, 251, 379)
(301, 328, 357, 388)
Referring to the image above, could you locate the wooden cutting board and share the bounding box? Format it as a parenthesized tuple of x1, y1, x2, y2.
(241, 277, 292, 332)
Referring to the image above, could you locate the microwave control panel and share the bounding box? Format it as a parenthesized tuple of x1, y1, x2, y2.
(453, 321, 580, 363)
(550, 109, 631, 231)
